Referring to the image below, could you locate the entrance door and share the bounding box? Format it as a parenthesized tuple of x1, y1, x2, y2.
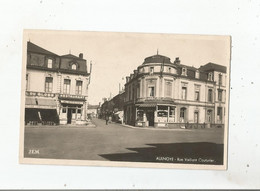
(67, 108, 72, 124)
(146, 111, 154, 126)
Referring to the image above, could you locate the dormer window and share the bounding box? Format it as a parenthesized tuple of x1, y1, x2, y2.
(71, 64, 77, 70)
(150, 67, 154, 74)
(195, 70, 200, 79)
(208, 72, 213, 81)
(47, 59, 53, 68)
(181, 67, 187, 76)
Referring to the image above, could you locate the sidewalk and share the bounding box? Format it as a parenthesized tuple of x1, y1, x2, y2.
(25, 121, 96, 128)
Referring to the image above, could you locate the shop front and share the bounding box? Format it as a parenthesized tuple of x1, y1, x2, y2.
(135, 103, 176, 128)
(58, 95, 87, 125)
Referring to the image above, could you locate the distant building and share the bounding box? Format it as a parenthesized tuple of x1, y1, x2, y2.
(124, 54, 227, 128)
(25, 41, 91, 125)
(87, 104, 100, 118)
(100, 91, 125, 122)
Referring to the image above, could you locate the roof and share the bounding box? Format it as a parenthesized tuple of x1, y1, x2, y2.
(61, 54, 86, 61)
(199, 62, 227, 73)
(27, 41, 58, 56)
(143, 54, 172, 65)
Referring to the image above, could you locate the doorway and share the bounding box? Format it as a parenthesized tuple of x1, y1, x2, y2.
(146, 111, 154, 126)
(67, 108, 72, 124)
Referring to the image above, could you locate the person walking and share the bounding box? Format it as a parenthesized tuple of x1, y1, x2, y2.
(105, 113, 109, 125)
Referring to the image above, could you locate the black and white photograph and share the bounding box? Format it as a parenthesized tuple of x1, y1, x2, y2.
(19, 30, 230, 170)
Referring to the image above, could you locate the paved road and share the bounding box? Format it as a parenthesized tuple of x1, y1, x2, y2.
(24, 118, 224, 164)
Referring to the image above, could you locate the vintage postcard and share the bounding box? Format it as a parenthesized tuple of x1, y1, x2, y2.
(19, 30, 231, 170)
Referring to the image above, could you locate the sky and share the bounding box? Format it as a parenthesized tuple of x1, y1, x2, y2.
(24, 30, 230, 105)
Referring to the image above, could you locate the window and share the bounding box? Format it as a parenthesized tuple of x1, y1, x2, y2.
(208, 89, 213, 102)
(195, 91, 200, 101)
(180, 107, 186, 122)
(149, 67, 154, 74)
(47, 59, 53, 68)
(71, 64, 77, 70)
(169, 106, 175, 122)
(26, 74, 29, 90)
(148, 86, 155, 97)
(217, 107, 222, 120)
(194, 85, 200, 101)
(194, 112, 199, 123)
(45, 77, 53, 92)
(137, 111, 144, 121)
(195, 70, 200, 79)
(165, 81, 172, 97)
(168, 67, 171, 73)
(137, 83, 140, 98)
(157, 111, 167, 117)
(76, 80, 82, 95)
(207, 110, 212, 123)
(182, 87, 187, 100)
(182, 67, 187, 76)
(208, 72, 213, 81)
(218, 89, 223, 101)
(62, 108, 66, 113)
(63, 79, 71, 94)
(219, 73, 222, 85)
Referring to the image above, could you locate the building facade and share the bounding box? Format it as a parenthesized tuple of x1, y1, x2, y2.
(124, 54, 227, 128)
(25, 42, 91, 125)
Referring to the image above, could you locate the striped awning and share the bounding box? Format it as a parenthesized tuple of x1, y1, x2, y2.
(37, 98, 56, 107)
(25, 97, 56, 108)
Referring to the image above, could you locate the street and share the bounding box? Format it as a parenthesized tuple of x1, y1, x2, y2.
(24, 118, 224, 165)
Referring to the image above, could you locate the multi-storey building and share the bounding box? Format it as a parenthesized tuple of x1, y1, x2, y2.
(25, 41, 91, 125)
(124, 53, 227, 128)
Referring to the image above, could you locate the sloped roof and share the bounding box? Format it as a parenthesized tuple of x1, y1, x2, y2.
(143, 54, 172, 65)
(199, 62, 227, 73)
(61, 54, 86, 61)
(27, 41, 57, 56)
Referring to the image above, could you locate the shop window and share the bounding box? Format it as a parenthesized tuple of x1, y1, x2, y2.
(77, 109, 81, 114)
(137, 111, 144, 121)
(72, 109, 76, 113)
(62, 108, 66, 113)
(157, 111, 167, 117)
(63, 79, 71, 94)
(47, 59, 53, 68)
(76, 80, 82, 95)
(148, 86, 155, 97)
(45, 77, 53, 92)
(208, 89, 213, 102)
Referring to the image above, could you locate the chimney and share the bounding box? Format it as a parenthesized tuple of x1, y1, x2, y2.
(126, 76, 130, 83)
(79, 53, 83, 59)
(174, 57, 180, 64)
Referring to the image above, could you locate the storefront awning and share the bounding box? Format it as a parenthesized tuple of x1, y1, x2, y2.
(25, 97, 36, 105)
(37, 98, 56, 107)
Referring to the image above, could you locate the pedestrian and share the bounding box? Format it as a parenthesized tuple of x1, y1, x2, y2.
(105, 114, 109, 125)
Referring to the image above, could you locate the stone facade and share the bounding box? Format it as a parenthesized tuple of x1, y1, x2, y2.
(124, 54, 227, 128)
(25, 41, 91, 125)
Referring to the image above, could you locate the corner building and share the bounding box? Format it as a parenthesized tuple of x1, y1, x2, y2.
(124, 54, 227, 128)
(25, 42, 91, 125)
